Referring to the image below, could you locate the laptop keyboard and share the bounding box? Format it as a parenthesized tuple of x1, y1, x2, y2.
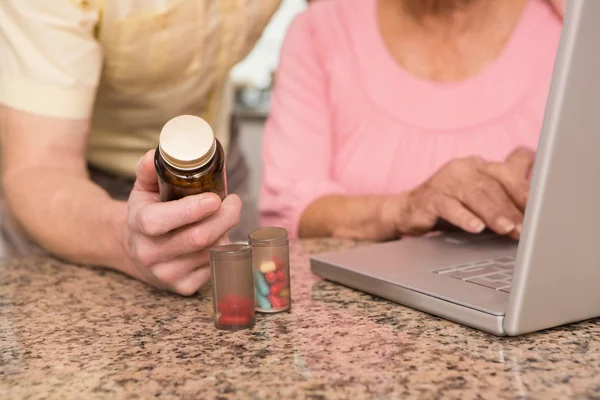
(432, 256, 515, 293)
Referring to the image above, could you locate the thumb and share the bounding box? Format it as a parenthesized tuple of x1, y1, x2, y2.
(133, 149, 159, 193)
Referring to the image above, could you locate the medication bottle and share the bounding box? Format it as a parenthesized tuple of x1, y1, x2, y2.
(209, 244, 255, 331)
(154, 115, 227, 202)
(248, 227, 291, 313)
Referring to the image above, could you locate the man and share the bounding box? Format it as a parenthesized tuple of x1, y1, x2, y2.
(0, 0, 281, 295)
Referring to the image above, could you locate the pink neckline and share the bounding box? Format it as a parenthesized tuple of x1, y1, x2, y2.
(356, 0, 557, 131)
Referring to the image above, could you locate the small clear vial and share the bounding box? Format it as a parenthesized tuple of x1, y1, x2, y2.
(248, 227, 291, 313)
(209, 244, 255, 331)
(154, 115, 227, 202)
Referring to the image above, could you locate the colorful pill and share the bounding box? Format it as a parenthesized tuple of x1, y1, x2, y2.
(218, 314, 250, 326)
(275, 270, 285, 282)
(268, 294, 288, 309)
(272, 256, 285, 270)
(270, 282, 287, 296)
(265, 271, 277, 284)
(254, 270, 270, 296)
(259, 261, 277, 273)
(279, 288, 290, 298)
(255, 288, 272, 310)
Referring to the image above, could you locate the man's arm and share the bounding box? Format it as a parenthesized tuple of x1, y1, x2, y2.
(0, 107, 243, 297)
(0, 106, 127, 268)
(0, 1, 120, 262)
(0, 1, 243, 296)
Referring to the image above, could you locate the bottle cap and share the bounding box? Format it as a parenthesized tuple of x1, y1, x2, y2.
(159, 115, 217, 171)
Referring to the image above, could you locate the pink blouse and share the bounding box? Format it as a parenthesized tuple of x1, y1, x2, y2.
(259, 0, 563, 237)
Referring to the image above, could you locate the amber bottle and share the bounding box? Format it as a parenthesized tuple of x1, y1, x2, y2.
(154, 115, 227, 201)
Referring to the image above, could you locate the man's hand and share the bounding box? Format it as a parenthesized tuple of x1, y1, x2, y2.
(380, 148, 535, 239)
(119, 150, 242, 295)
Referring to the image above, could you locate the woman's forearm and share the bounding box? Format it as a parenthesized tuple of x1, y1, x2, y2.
(298, 194, 409, 240)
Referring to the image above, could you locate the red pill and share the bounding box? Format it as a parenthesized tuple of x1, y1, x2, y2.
(269, 282, 287, 296)
(265, 271, 277, 284)
(222, 294, 253, 308)
(275, 270, 285, 282)
(273, 256, 285, 270)
(218, 314, 250, 326)
(217, 302, 253, 316)
(268, 294, 287, 309)
(279, 296, 290, 307)
(217, 295, 253, 315)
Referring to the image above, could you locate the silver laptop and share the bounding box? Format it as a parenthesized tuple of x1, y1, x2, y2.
(310, 0, 600, 336)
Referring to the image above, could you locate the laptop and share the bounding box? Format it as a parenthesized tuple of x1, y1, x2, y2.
(310, 0, 600, 336)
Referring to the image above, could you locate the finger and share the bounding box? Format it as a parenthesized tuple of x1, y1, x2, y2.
(432, 195, 486, 234)
(507, 227, 522, 241)
(505, 147, 535, 180)
(132, 192, 222, 236)
(462, 180, 524, 236)
(149, 235, 229, 284)
(151, 250, 211, 285)
(138, 195, 242, 263)
(547, 0, 566, 17)
(172, 266, 212, 296)
(133, 149, 160, 193)
(482, 162, 529, 211)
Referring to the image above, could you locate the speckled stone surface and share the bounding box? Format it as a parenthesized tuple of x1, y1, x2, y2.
(1, 239, 600, 400)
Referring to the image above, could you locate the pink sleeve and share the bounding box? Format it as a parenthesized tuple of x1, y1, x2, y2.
(259, 11, 346, 238)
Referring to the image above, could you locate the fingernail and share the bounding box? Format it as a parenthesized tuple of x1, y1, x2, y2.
(470, 220, 486, 233)
(497, 217, 516, 233)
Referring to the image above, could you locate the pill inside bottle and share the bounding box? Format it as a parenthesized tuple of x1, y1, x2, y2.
(154, 115, 227, 202)
(210, 244, 255, 331)
(248, 227, 291, 313)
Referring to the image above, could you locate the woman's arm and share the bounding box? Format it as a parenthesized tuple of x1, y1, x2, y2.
(260, 9, 400, 240)
(299, 194, 405, 240)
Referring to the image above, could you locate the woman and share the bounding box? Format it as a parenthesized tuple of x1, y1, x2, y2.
(260, 0, 566, 240)
(0, 0, 279, 295)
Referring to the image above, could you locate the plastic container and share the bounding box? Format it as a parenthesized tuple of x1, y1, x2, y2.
(209, 244, 255, 330)
(248, 227, 291, 313)
(155, 115, 227, 202)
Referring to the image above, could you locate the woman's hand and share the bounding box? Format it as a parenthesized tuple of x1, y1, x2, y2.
(547, 0, 566, 18)
(117, 150, 242, 295)
(381, 148, 535, 239)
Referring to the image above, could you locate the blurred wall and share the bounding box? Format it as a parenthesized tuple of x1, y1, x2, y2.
(232, 0, 307, 209)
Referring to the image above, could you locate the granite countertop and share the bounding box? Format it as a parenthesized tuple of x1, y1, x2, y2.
(2, 239, 600, 399)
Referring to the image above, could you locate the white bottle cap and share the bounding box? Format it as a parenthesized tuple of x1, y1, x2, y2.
(158, 115, 217, 170)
